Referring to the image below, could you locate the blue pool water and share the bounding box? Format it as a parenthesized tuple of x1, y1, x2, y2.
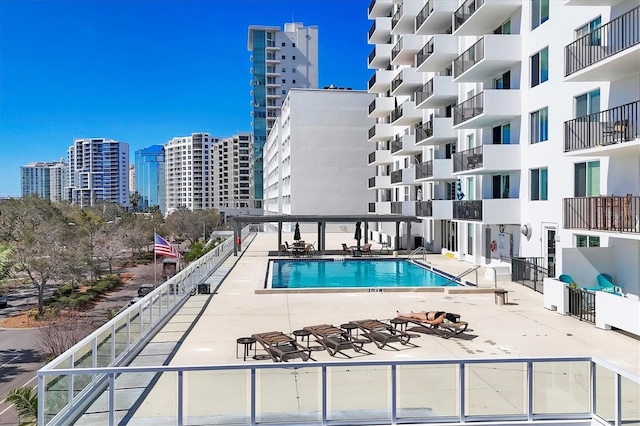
(270, 260, 459, 289)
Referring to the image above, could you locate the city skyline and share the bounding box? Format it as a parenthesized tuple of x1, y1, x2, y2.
(0, 0, 371, 197)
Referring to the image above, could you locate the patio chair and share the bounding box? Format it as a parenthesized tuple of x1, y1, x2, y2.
(279, 244, 290, 257)
(252, 331, 314, 362)
(397, 314, 469, 339)
(341, 243, 354, 257)
(303, 324, 373, 358)
(361, 243, 372, 256)
(583, 273, 623, 296)
(349, 319, 418, 351)
(558, 274, 575, 285)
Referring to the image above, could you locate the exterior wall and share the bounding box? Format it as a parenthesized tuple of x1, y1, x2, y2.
(67, 139, 129, 208)
(20, 160, 68, 202)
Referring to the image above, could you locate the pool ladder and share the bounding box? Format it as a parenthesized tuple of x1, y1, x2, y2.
(408, 246, 428, 262)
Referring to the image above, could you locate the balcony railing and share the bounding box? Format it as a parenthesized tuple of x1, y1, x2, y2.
(368, 73, 376, 90)
(368, 48, 376, 64)
(368, 202, 376, 213)
(415, 0, 434, 31)
(416, 120, 434, 142)
(391, 2, 403, 29)
(368, 177, 376, 188)
(564, 100, 639, 152)
(415, 79, 434, 105)
(390, 170, 403, 184)
(416, 160, 433, 180)
(454, 0, 483, 31)
(391, 201, 403, 214)
(391, 38, 402, 61)
(368, 126, 376, 139)
(390, 136, 402, 154)
(368, 22, 376, 40)
(368, 152, 376, 164)
(453, 200, 483, 221)
(565, 6, 640, 76)
(564, 195, 640, 234)
(453, 38, 484, 78)
(416, 200, 433, 217)
(390, 105, 403, 123)
(453, 146, 484, 173)
(454, 92, 484, 126)
(416, 38, 434, 67)
(368, 99, 376, 115)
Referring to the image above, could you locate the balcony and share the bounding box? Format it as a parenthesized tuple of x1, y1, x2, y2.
(390, 68, 423, 96)
(368, 44, 393, 69)
(390, 132, 420, 155)
(564, 100, 640, 156)
(391, 201, 403, 214)
(368, 175, 392, 189)
(390, 100, 423, 126)
(368, 97, 396, 118)
(452, 144, 521, 175)
(368, 16, 392, 44)
(390, 168, 415, 186)
(368, 123, 394, 142)
(453, 0, 522, 36)
(391, 35, 425, 66)
(415, 75, 457, 109)
(453, 199, 520, 224)
(391, 1, 423, 35)
(453, 90, 521, 129)
(565, 6, 640, 82)
(415, 158, 453, 181)
(416, 0, 458, 35)
(265, 55, 281, 64)
(368, 0, 393, 19)
(416, 200, 433, 217)
(416, 117, 457, 145)
(415, 34, 458, 73)
(564, 195, 640, 234)
(368, 69, 395, 93)
(453, 35, 522, 82)
(368, 149, 393, 166)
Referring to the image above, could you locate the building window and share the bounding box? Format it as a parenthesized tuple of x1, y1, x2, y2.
(576, 17, 601, 45)
(494, 20, 511, 34)
(575, 89, 600, 117)
(281, 42, 286, 47)
(494, 71, 510, 89)
(492, 175, 510, 199)
(576, 235, 600, 247)
(282, 79, 286, 83)
(292, 68, 296, 73)
(530, 107, 549, 143)
(531, 167, 548, 201)
(467, 223, 473, 255)
(531, 47, 549, 87)
(292, 55, 296, 60)
(574, 161, 599, 197)
(281, 55, 285, 60)
(281, 90, 286, 94)
(531, 0, 549, 30)
(292, 79, 296, 84)
(281, 67, 286, 72)
(292, 42, 296, 47)
(492, 123, 510, 144)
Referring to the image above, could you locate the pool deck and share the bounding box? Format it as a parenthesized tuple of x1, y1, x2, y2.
(83, 232, 639, 424)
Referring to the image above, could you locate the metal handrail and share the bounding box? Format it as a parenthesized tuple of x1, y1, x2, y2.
(408, 246, 428, 261)
(485, 267, 497, 288)
(440, 265, 480, 287)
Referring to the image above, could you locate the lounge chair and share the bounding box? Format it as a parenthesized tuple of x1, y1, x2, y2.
(583, 273, 623, 296)
(279, 244, 290, 256)
(303, 324, 373, 358)
(342, 243, 354, 257)
(558, 274, 575, 285)
(252, 331, 313, 362)
(349, 319, 417, 351)
(397, 314, 469, 339)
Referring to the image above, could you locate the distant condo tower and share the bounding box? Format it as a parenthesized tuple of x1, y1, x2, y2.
(134, 145, 165, 214)
(248, 22, 318, 209)
(20, 159, 68, 203)
(67, 138, 130, 208)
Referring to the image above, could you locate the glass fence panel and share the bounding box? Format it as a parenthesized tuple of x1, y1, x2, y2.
(257, 367, 320, 424)
(595, 363, 616, 424)
(113, 315, 129, 359)
(533, 361, 590, 415)
(140, 301, 152, 334)
(73, 345, 94, 397)
(397, 364, 459, 419)
(621, 375, 640, 426)
(185, 370, 249, 425)
(95, 328, 113, 368)
(128, 311, 141, 345)
(466, 362, 526, 417)
(328, 365, 389, 423)
(44, 373, 70, 423)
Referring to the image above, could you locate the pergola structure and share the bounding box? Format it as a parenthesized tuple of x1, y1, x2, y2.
(229, 214, 420, 256)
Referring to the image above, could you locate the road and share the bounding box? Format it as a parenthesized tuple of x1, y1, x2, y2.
(0, 328, 41, 426)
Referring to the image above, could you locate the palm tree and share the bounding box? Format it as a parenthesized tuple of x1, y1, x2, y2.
(6, 386, 37, 425)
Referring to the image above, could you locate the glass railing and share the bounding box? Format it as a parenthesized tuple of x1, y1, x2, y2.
(391, 2, 403, 29)
(453, 145, 484, 172)
(415, 0, 434, 31)
(454, 92, 484, 126)
(454, 37, 484, 78)
(416, 160, 433, 180)
(453, 200, 482, 220)
(454, 0, 484, 32)
(390, 170, 403, 184)
(415, 78, 434, 105)
(416, 119, 434, 142)
(38, 357, 639, 425)
(416, 37, 435, 67)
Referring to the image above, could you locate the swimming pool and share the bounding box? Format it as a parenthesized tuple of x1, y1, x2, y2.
(268, 259, 461, 289)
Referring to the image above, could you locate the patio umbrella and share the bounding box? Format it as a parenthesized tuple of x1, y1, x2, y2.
(293, 222, 301, 242)
(354, 222, 362, 249)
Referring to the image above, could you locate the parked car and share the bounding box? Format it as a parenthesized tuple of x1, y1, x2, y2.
(137, 285, 154, 297)
(0, 295, 8, 309)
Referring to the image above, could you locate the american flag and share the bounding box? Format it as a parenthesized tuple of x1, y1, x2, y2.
(154, 233, 181, 258)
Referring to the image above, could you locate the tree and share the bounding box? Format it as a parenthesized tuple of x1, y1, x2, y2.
(6, 386, 37, 425)
(0, 196, 75, 316)
(129, 191, 141, 212)
(165, 207, 222, 245)
(0, 244, 13, 283)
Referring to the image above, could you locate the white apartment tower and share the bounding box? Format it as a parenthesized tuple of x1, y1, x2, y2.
(20, 159, 68, 202)
(366, 0, 639, 293)
(248, 22, 319, 209)
(67, 138, 130, 208)
(264, 88, 376, 224)
(129, 164, 135, 193)
(211, 132, 254, 211)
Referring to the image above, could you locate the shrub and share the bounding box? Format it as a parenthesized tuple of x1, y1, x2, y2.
(53, 283, 74, 298)
(71, 294, 94, 310)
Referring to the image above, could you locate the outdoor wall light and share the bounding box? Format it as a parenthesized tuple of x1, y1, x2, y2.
(520, 223, 532, 240)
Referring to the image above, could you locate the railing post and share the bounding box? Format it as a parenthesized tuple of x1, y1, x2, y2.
(38, 373, 45, 426)
(614, 373, 621, 426)
(177, 370, 184, 426)
(527, 361, 534, 421)
(322, 366, 327, 426)
(391, 364, 397, 424)
(460, 362, 466, 423)
(251, 367, 256, 426)
(108, 372, 115, 426)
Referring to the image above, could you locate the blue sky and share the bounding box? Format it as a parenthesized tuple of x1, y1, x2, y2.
(0, 0, 372, 196)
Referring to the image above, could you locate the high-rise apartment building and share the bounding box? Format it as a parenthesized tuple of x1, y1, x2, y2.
(248, 22, 318, 209)
(67, 138, 130, 208)
(211, 133, 254, 213)
(264, 88, 375, 226)
(129, 164, 136, 194)
(134, 145, 165, 214)
(366, 0, 639, 285)
(20, 159, 68, 202)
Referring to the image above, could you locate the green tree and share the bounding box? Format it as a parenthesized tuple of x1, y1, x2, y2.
(0, 244, 13, 283)
(5, 386, 37, 425)
(165, 207, 222, 245)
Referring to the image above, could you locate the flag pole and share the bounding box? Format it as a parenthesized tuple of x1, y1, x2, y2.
(153, 229, 157, 287)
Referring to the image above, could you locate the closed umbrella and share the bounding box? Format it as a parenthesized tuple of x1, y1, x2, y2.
(293, 222, 301, 242)
(455, 179, 465, 200)
(354, 222, 362, 249)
